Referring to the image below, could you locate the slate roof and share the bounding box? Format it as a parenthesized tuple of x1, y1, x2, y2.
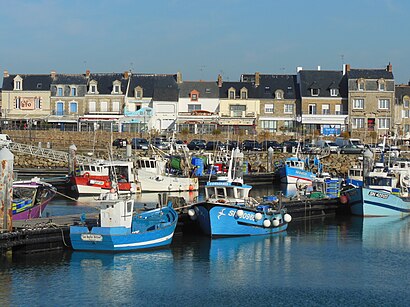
(178, 81, 219, 98)
(347, 69, 394, 80)
(88, 73, 129, 95)
(219, 81, 260, 99)
(395, 84, 410, 101)
(52, 74, 87, 85)
(2, 74, 52, 91)
(128, 74, 179, 101)
(298, 70, 346, 98)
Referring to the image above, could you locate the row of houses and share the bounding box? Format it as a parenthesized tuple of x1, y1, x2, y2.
(1, 63, 410, 139)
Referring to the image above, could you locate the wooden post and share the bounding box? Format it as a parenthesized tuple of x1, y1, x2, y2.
(0, 147, 14, 232)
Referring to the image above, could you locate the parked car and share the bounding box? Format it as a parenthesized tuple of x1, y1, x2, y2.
(187, 139, 206, 150)
(205, 141, 225, 151)
(242, 140, 262, 151)
(316, 140, 339, 153)
(338, 144, 364, 154)
(225, 140, 239, 150)
(131, 138, 149, 150)
(281, 140, 299, 153)
(301, 143, 321, 154)
(112, 138, 128, 148)
(152, 139, 168, 150)
(260, 140, 282, 151)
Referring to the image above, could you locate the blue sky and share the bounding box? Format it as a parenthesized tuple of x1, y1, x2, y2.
(0, 0, 409, 83)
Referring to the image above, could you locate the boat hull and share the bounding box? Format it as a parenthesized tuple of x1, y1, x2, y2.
(13, 201, 48, 220)
(70, 224, 176, 252)
(139, 176, 198, 192)
(72, 176, 135, 195)
(346, 187, 410, 217)
(279, 166, 315, 184)
(193, 202, 288, 237)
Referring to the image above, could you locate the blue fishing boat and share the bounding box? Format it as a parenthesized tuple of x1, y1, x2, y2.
(70, 193, 178, 252)
(188, 148, 291, 237)
(278, 156, 316, 184)
(344, 186, 410, 217)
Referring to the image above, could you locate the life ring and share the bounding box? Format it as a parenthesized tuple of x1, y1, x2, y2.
(84, 172, 90, 178)
(216, 199, 227, 204)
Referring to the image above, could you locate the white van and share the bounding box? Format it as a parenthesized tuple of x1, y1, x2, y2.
(316, 140, 339, 153)
(0, 134, 12, 147)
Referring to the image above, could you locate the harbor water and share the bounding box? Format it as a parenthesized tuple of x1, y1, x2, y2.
(1, 185, 410, 306)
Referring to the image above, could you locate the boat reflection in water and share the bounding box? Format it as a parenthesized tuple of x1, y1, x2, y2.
(351, 215, 410, 249)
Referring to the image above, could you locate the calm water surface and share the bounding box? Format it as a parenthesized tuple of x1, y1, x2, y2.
(1, 185, 410, 306)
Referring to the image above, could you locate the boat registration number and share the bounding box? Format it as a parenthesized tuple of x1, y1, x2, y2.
(81, 234, 103, 241)
(89, 180, 105, 185)
(368, 191, 389, 199)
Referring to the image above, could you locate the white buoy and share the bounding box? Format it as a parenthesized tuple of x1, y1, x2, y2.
(188, 209, 196, 220)
(254, 212, 263, 221)
(263, 219, 271, 227)
(272, 219, 280, 227)
(284, 214, 292, 223)
(236, 209, 244, 218)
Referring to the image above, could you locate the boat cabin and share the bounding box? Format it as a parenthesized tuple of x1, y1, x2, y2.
(285, 157, 305, 170)
(205, 181, 252, 203)
(100, 199, 135, 228)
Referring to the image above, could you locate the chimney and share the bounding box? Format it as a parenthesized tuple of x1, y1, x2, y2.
(51, 70, 56, 78)
(217, 74, 223, 87)
(86, 69, 90, 77)
(343, 64, 351, 75)
(317, 66, 321, 71)
(3, 70, 9, 78)
(387, 62, 392, 72)
(124, 71, 129, 79)
(255, 72, 260, 87)
(296, 66, 303, 73)
(177, 71, 182, 84)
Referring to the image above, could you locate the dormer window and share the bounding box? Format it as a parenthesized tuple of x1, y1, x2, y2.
(330, 88, 339, 96)
(228, 88, 236, 99)
(57, 86, 63, 96)
(240, 87, 248, 99)
(89, 80, 98, 94)
(311, 88, 319, 96)
(70, 86, 77, 96)
(378, 79, 385, 91)
(275, 90, 284, 99)
(135, 86, 143, 99)
(36, 83, 42, 89)
(13, 75, 22, 91)
(112, 80, 122, 94)
(358, 79, 365, 91)
(264, 86, 270, 94)
(190, 90, 199, 101)
(404, 96, 410, 108)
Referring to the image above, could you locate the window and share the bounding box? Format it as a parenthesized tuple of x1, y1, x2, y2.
(230, 105, 246, 117)
(284, 104, 294, 114)
(56, 102, 64, 116)
(260, 120, 277, 132)
(352, 118, 365, 129)
(358, 80, 365, 91)
(404, 97, 410, 108)
(15, 97, 21, 109)
(264, 86, 270, 94)
(264, 104, 274, 113)
(308, 104, 317, 115)
(378, 80, 385, 91)
(403, 110, 410, 118)
(322, 104, 330, 115)
(35, 97, 41, 109)
(275, 90, 283, 99)
(101, 101, 108, 112)
(36, 83, 42, 89)
(57, 87, 63, 96)
(240, 88, 248, 99)
(135, 87, 143, 99)
(91, 85, 96, 93)
(228, 89, 235, 99)
(378, 118, 390, 129)
(284, 121, 294, 130)
(311, 88, 319, 96)
(405, 124, 410, 133)
(378, 99, 390, 109)
(112, 101, 120, 112)
(114, 85, 120, 93)
(89, 101, 96, 112)
(70, 102, 78, 113)
(205, 88, 211, 94)
(330, 89, 338, 96)
(353, 99, 364, 109)
(15, 81, 21, 90)
(190, 90, 199, 101)
(335, 105, 342, 115)
(71, 87, 77, 96)
(188, 104, 201, 112)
